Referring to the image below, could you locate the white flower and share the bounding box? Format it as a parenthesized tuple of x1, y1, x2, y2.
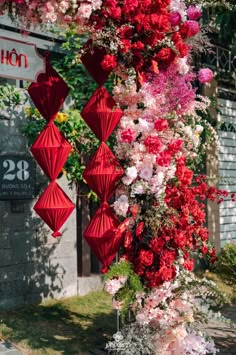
(139, 166, 153, 181)
(113, 195, 129, 217)
(126, 166, 138, 180)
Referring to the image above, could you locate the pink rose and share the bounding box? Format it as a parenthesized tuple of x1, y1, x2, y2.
(169, 11, 182, 26)
(180, 20, 200, 38)
(187, 5, 202, 20)
(198, 68, 214, 83)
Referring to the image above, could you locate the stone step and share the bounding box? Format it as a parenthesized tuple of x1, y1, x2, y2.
(0, 342, 22, 354)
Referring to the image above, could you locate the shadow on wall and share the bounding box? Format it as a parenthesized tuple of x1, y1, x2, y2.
(0, 88, 69, 310)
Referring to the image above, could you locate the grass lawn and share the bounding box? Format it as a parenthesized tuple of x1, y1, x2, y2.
(0, 290, 116, 355)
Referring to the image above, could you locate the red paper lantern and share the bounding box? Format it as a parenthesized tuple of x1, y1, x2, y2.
(83, 142, 124, 201)
(30, 123, 71, 180)
(81, 40, 112, 86)
(81, 86, 123, 142)
(34, 181, 74, 237)
(84, 202, 124, 270)
(28, 59, 69, 122)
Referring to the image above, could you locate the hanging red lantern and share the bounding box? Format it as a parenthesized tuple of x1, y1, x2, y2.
(81, 40, 112, 86)
(83, 142, 124, 201)
(30, 123, 71, 181)
(34, 181, 74, 238)
(28, 58, 69, 123)
(81, 86, 123, 142)
(84, 202, 124, 272)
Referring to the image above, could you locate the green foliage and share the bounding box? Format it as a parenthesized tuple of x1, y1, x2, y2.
(216, 9, 236, 52)
(105, 261, 144, 316)
(215, 243, 236, 286)
(51, 31, 115, 110)
(0, 84, 23, 109)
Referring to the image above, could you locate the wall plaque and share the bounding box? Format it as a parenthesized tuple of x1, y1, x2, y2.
(0, 36, 45, 82)
(0, 156, 36, 200)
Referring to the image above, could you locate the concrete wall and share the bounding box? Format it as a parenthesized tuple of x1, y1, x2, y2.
(0, 91, 78, 310)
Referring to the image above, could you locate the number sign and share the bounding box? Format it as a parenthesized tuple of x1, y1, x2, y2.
(0, 156, 36, 199)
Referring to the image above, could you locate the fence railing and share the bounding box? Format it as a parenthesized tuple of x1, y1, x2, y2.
(204, 45, 236, 73)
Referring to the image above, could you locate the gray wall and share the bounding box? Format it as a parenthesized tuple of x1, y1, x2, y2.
(0, 89, 78, 310)
(218, 98, 236, 245)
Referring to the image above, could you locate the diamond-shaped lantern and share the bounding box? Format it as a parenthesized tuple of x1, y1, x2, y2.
(84, 202, 124, 271)
(81, 86, 123, 142)
(28, 59, 69, 123)
(28, 56, 74, 238)
(83, 142, 124, 201)
(81, 40, 112, 86)
(34, 181, 74, 238)
(30, 123, 71, 180)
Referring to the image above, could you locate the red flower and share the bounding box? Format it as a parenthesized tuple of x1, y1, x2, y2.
(154, 118, 169, 131)
(176, 164, 193, 186)
(201, 245, 208, 255)
(160, 249, 176, 266)
(183, 258, 194, 271)
(156, 151, 172, 167)
(150, 237, 165, 254)
(144, 136, 162, 154)
(159, 265, 176, 282)
(101, 54, 118, 70)
(139, 250, 154, 267)
(155, 47, 176, 64)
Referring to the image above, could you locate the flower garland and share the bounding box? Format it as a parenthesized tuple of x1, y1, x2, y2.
(0, 1, 234, 354)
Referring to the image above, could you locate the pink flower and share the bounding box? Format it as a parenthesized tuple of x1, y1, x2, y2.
(169, 11, 182, 26)
(140, 166, 153, 181)
(180, 20, 200, 38)
(198, 68, 214, 83)
(121, 128, 136, 143)
(187, 5, 202, 20)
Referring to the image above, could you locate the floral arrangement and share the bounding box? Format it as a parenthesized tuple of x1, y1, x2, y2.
(105, 261, 228, 355)
(1, 1, 234, 354)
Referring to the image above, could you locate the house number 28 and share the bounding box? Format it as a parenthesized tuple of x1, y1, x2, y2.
(3, 159, 30, 181)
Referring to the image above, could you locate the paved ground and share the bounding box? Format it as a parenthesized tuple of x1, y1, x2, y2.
(205, 305, 236, 355)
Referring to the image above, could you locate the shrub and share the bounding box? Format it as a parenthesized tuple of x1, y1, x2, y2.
(215, 242, 236, 285)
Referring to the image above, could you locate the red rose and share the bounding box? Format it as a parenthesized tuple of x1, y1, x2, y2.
(155, 47, 176, 63)
(160, 249, 176, 266)
(183, 258, 194, 271)
(159, 265, 176, 282)
(139, 250, 154, 267)
(101, 54, 118, 70)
